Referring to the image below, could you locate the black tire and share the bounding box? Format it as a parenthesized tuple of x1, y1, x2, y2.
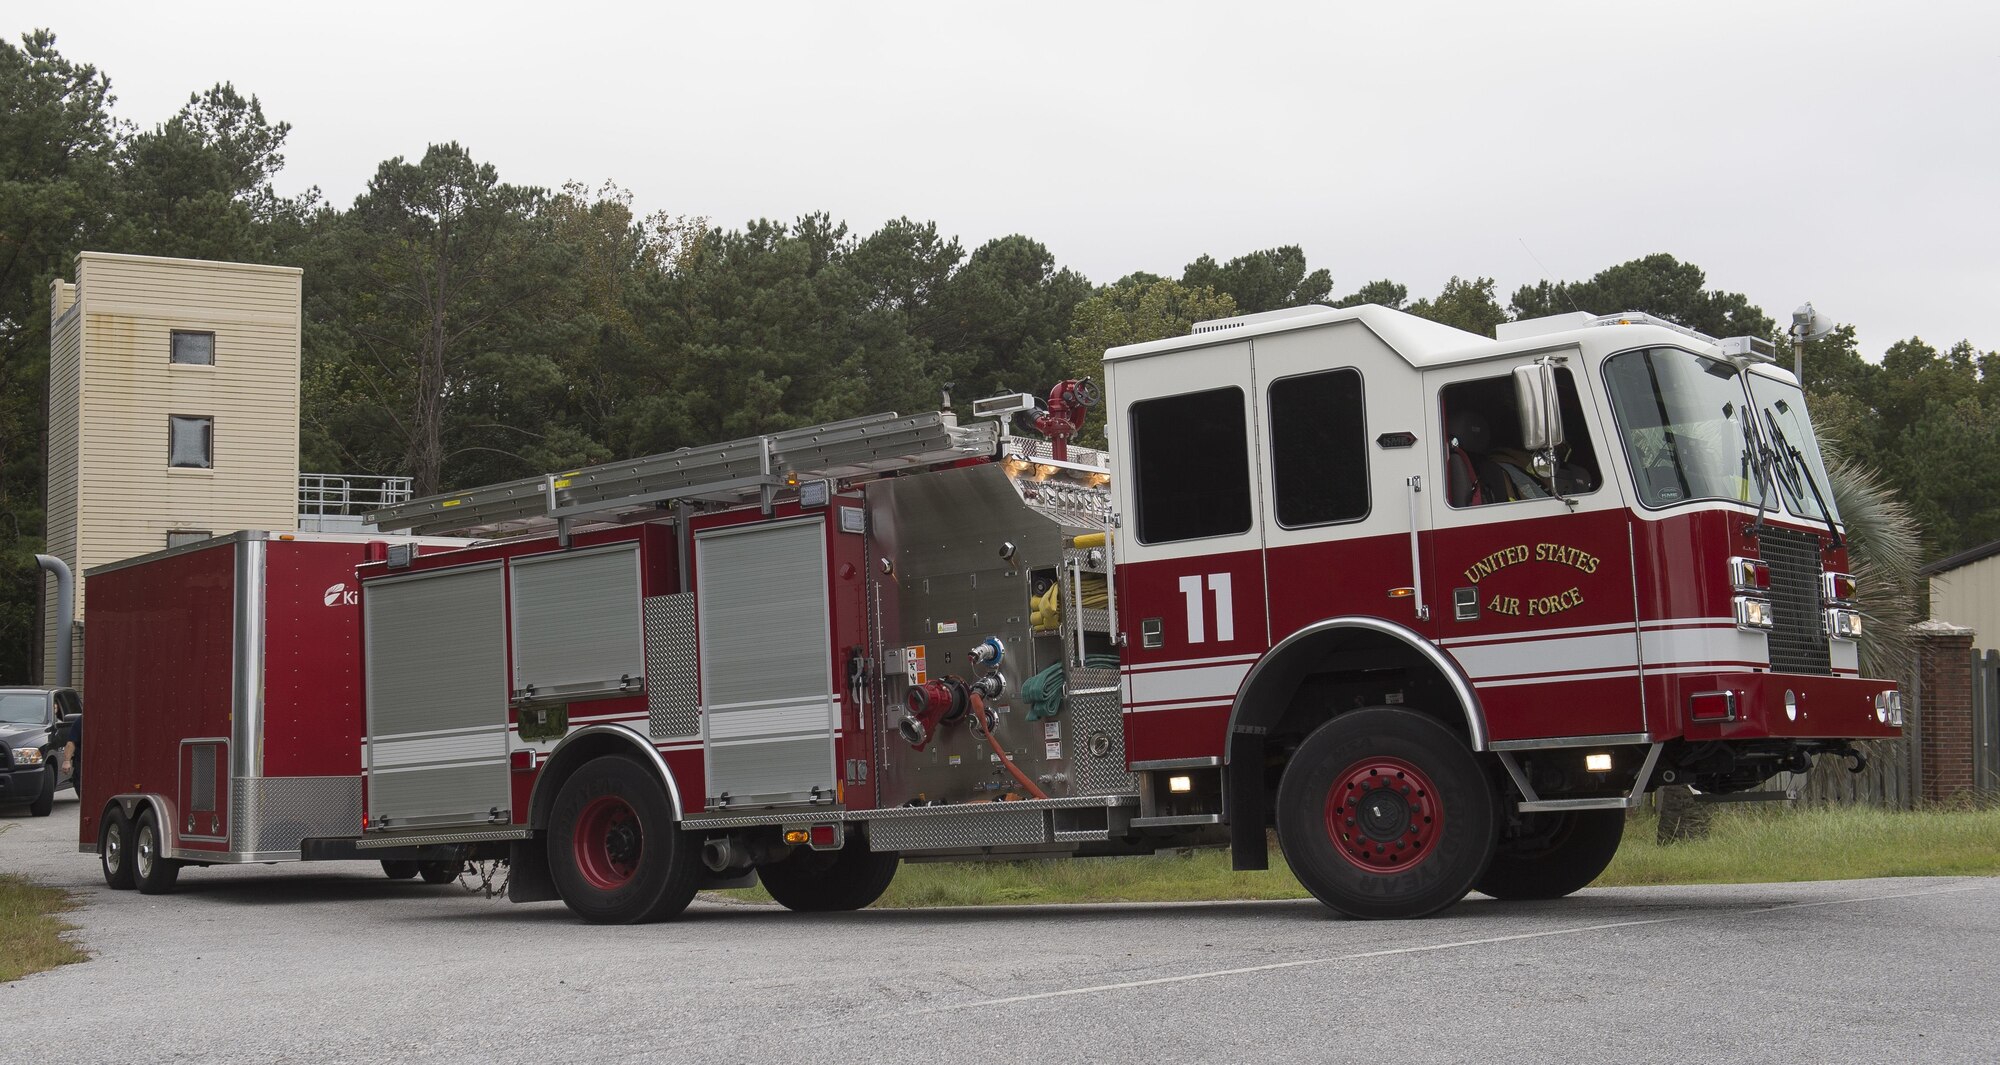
(1276, 708, 1497, 920)
(548, 755, 699, 924)
(28, 768, 54, 816)
(1475, 809, 1625, 901)
(101, 807, 136, 890)
(419, 860, 462, 885)
(132, 809, 182, 895)
(756, 844, 900, 912)
(381, 859, 420, 880)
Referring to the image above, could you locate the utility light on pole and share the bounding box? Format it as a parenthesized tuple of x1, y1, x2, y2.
(1790, 301, 1833, 385)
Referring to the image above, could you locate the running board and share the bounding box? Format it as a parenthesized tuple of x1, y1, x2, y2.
(1496, 742, 1663, 814)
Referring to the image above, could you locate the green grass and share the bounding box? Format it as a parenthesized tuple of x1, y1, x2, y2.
(715, 805, 2000, 908)
(0, 874, 87, 982)
(1599, 804, 2000, 886)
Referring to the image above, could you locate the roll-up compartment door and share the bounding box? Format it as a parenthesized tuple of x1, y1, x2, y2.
(510, 543, 645, 702)
(696, 519, 836, 807)
(364, 563, 511, 830)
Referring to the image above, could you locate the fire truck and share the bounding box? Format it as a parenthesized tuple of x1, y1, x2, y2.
(78, 304, 1903, 921)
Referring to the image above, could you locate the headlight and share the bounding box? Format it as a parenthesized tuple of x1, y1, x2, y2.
(1734, 595, 1775, 631)
(1826, 608, 1862, 641)
(11, 747, 43, 765)
(1875, 691, 1904, 727)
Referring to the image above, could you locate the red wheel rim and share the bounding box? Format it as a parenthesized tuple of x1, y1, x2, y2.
(573, 795, 642, 890)
(1324, 756, 1442, 873)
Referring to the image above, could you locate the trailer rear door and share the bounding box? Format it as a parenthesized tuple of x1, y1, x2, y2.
(363, 563, 512, 830)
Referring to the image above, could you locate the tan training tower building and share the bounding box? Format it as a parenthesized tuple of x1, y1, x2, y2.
(44, 252, 303, 685)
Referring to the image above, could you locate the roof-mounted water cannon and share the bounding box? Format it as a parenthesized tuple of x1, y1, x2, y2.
(1031, 379, 1098, 462)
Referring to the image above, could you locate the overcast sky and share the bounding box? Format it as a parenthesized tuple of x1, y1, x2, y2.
(19, 1, 1998, 358)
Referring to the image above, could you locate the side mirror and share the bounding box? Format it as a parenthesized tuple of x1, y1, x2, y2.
(1514, 361, 1567, 452)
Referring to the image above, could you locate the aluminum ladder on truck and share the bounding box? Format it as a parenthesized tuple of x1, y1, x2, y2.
(365, 411, 1001, 537)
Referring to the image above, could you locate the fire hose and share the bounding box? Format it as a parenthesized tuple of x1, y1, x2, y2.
(968, 690, 1048, 800)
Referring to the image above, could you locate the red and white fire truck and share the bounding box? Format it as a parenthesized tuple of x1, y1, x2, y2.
(79, 304, 1903, 921)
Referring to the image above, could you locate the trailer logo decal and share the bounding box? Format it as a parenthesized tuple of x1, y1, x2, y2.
(323, 582, 360, 607)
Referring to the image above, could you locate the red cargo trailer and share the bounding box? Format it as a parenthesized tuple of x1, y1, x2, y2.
(80, 531, 468, 891)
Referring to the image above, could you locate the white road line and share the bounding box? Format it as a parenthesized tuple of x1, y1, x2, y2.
(927, 881, 1993, 1012)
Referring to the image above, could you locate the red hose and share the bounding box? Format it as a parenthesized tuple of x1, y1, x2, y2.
(968, 691, 1049, 800)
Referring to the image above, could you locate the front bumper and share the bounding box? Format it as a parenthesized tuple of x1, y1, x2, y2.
(1, 763, 53, 800)
(1674, 670, 1900, 742)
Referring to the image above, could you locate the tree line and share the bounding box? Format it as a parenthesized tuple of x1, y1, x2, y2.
(3, 30, 1995, 682)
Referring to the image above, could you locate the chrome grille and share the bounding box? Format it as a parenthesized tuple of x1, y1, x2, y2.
(1757, 526, 1830, 675)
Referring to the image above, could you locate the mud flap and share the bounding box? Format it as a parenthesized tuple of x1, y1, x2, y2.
(506, 836, 559, 903)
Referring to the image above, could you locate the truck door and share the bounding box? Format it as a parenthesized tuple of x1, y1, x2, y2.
(1423, 357, 1645, 740)
(1106, 339, 1269, 762)
(695, 519, 838, 808)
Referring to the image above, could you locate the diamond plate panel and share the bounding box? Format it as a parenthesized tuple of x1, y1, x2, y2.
(646, 593, 699, 740)
(865, 806, 1050, 851)
(232, 776, 362, 853)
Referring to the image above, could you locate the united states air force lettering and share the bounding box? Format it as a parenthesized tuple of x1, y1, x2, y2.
(1462, 543, 1599, 617)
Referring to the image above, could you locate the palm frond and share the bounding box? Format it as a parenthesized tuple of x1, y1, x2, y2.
(1824, 439, 1922, 682)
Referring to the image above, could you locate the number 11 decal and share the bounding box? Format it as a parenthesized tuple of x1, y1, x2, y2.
(1178, 572, 1235, 644)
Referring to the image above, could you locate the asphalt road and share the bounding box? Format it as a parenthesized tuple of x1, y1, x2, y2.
(4, 791, 1996, 1065)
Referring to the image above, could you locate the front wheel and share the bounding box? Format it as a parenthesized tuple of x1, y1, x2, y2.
(1276, 708, 1497, 920)
(132, 809, 182, 895)
(548, 756, 700, 924)
(28, 768, 54, 816)
(756, 845, 900, 912)
(1476, 809, 1625, 900)
(101, 808, 136, 890)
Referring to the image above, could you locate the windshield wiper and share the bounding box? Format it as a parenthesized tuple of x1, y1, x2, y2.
(1762, 409, 1842, 548)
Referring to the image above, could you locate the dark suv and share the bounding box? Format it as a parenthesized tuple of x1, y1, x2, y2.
(1, 687, 79, 817)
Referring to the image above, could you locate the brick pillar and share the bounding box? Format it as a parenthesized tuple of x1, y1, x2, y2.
(1914, 620, 1976, 805)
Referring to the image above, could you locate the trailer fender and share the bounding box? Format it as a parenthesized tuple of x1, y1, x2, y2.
(528, 724, 684, 832)
(1222, 617, 1486, 871)
(110, 793, 186, 859)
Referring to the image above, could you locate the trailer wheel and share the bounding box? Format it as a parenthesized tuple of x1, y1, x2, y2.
(756, 845, 900, 912)
(548, 755, 699, 924)
(131, 809, 182, 895)
(380, 860, 420, 880)
(1276, 708, 1496, 920)
(1475, 809, 1625, 901)
(101, 807, 136, 890)
(418, 860, 462, 885)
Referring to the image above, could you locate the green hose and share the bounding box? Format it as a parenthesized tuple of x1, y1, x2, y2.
(1021, 655, 1120, 721)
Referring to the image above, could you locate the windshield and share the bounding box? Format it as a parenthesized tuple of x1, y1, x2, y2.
(0, 692, 49, 724)
(1604, 347, 1839, 523)
(1745, 373, 1838, 523)
(1604, 347, 1764, 508)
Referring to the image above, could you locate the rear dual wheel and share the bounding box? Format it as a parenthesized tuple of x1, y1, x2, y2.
(757, 844, 900, 912)
(549, 755, 700, 924)
(1277, 708, 1497, 920)
(383, 859, 463, 884)
(1476, 810, 1625, 900)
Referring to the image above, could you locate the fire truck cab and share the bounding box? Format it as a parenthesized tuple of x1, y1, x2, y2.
(79, 303, 1901, 922)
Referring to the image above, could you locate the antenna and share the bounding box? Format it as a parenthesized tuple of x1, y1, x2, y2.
(1518, 238, 1582, 314)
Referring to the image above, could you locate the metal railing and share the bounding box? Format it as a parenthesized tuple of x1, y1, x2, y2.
(299, 473, 414, 516)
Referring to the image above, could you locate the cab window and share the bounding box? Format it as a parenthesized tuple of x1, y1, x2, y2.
(1442, 369, 1599, 508)
(1130, 387, 1252, 543)
(1268, 368, 1369, 527)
